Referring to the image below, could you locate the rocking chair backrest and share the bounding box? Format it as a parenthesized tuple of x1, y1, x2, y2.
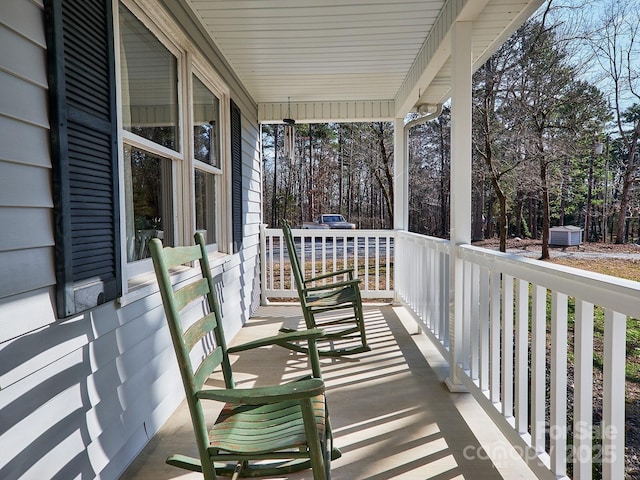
(281, 220, 308, 305)
(149, 233, 233, 461)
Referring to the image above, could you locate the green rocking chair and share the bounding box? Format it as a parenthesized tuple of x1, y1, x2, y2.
(150, 233, 338, 480)
(280, 220, 370, 356)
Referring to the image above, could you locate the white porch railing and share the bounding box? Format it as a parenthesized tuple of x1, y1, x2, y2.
(259, 226, 634, 478)
(260, 225, 394, 300)
(395, 232, 635, 480)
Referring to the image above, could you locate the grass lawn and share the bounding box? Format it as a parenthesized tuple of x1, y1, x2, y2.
(550, 257, 640, 384)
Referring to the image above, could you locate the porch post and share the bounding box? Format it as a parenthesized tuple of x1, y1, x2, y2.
(393, 117, 407, 305)
(393, 117, 408, 231)
(446, 21, 472, 392)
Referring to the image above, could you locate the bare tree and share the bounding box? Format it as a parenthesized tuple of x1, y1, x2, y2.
(584, 0, 640, 243)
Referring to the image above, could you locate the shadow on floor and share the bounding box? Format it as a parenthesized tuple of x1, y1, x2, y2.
(120, 305, 537, 480)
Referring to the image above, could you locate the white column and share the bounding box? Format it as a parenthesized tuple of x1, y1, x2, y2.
(393, 117, 408, 231)
(393, 117, 407, 305)
(446, 21, 472, 391)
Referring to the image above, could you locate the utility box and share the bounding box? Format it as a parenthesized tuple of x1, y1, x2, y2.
(549, 226, 583, 246)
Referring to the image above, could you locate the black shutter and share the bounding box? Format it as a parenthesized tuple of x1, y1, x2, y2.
(230, 100, 243, 254)
(45, 0, 121, 318)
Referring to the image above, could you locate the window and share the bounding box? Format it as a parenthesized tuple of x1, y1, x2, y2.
(47, 0, 239, 314)
(123, 146, 173, 262)
(119, 5, 179, 151)
(192, 75, 221, 245)
(119, 3, 179, 270)
(117, 1, 232, 285)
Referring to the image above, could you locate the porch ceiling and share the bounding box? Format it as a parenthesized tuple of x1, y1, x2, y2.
(184, 0, 543, 122)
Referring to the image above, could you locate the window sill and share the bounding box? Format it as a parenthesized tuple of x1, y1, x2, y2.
(117, 251, 231, 308)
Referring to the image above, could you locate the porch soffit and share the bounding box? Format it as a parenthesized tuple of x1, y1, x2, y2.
(184, 0, 544, 123)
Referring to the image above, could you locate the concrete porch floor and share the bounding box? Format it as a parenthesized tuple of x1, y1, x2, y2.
(120, 305, 539, 480)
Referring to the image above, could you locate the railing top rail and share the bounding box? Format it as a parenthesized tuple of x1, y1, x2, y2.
(460, 243, 640, 318)
(395, 230, 448, 242)
(264, 227, 395, 237)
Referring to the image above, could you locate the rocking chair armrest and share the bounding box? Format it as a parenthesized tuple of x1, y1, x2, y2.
(304, 268, 354, 283)
(304, 279, 361, 293)
(196, 378, 325, 404)
(228, 328, 325, 353)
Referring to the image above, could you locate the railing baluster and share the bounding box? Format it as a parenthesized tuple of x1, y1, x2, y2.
(550, 291, 568, 477)
(515, 278, 529, 434)
(470, 263, 480, 381)
(375, 234, 380, 292)
(423, 243, 429, 324)
(354, 233, 359, 281)
(442, 251, 450, 346)
(490, 270, 501, 404)
(364, 236, 369, 292)
(269, 232, 274, 291)
(501, 274, 514, 419)
(386, 236, 391, 292)
(462, 260, 471, 373)
(479, 265, 490, 392)
(311, 235, 317, 281)
(333, 235, 337, 276)
(260, 224, 268, 300)
(531, 284, 546, 454)
(276, 233, 283, 290)
(573, 299, 594, 480)
(427, 244, 434, 332)
(418, 241, 424, 320)
(430, 240, 435, 333)
(343, 233, 348, 279)
(602, 309, 626, 480)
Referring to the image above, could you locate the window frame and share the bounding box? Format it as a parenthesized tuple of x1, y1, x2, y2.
(116, 0, 232, 292)
(190, 64, 230, 253)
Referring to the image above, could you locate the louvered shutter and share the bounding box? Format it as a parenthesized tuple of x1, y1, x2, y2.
(230, 100, 243, 253)
(45, 0, 121, 318)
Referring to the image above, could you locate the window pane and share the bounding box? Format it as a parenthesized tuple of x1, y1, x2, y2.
(195, 169, 217, 244)
(119, 5, 179, 151)
(124, 145, 173, 262)
(193, 76, 220, 167)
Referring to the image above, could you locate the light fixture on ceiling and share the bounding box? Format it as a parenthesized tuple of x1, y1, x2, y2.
(416, 103, 438, 116)
(283, 98, 296, 164)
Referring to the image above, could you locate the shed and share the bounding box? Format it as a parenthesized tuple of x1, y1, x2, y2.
(549, 226, 583, 246)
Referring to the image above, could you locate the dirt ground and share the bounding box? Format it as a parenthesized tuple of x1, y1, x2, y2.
(473, 237, 640, 258)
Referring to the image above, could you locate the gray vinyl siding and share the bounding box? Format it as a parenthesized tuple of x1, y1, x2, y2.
(0, 1, 262, 479)
(0, 0, 54, 301)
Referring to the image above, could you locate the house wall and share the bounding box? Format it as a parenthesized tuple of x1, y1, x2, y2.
(0, 1, 263, 479)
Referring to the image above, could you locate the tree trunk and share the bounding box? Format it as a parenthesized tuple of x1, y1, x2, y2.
(372, 123, 394, 227)
(484, 136, 508, 251)
(615, 120, 640, 243)
(307, 125, 314, 220)
(540, 158, 551, 260)
(338, 126, 344, 210)
(439, 119, 448, 237)
(472, 171, 485, 241)
(585, 151, 594, 242)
